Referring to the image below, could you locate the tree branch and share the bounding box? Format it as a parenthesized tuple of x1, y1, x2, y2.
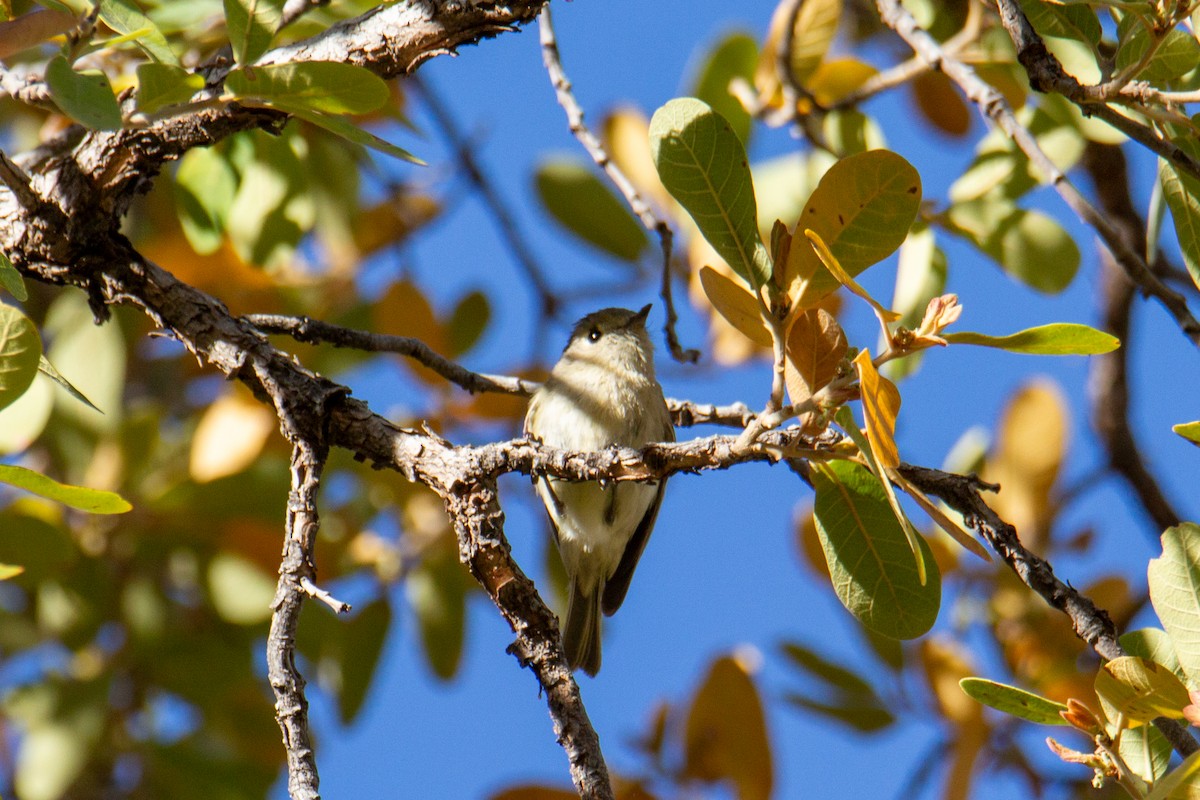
(537, 6, 698, 364)
(873, 0, 1200, 350)
(899, 464, 1199, 759)
(1080, 143, 1181, 534)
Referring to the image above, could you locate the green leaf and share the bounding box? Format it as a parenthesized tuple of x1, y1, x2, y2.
(942, 324, 1119, 355)
(338, 598, 391, 724)
(959, 677, 1069, 724)
(780, 643, 897, 730)
(1094, 656, 1190, 723)
(1119, 724, 1172, 786)
(1018, 0, 1101, 47)
(224, 0, 284, 65)
(650, 97, 771, 287)
(1147, 749, 1200, 800)
(811, 459, 940, 639)
(0, 304, 41, 413)
(0, 249, 28, 301)
(45, 56, 123, 131)
(37, 355, 99, 412)
(784, 149, 922, 308)
(276, 103, 423, 165)
(44, 292, 125, 429)
(534, 157, 647, 262)
(1116, 18, 1200, 83)
(1160, 162, 1200, 293)
(448, 291, 490, 356)
(408, 550, 467, 680)
(98, 0, 179, 65)
(1148, 523, 1200, 688)
(175, 145, 238, 255)
(225, 129, 311, 270)
(135, 62, 204, 114)
(690, 31, 757, 145)
(1121, 628, 1185, 679)
(945, 198, 1080, 293)
(1173, 421, 1200, 446)
(0, 375, 53, 455)
(207, 553, 274, 625)
(0, 464, 131, 513)
(783, 693, 894, 732)
(225, 62, 390, 115)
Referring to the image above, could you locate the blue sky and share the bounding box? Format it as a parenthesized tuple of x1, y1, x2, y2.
(278, 1, 1200, 797)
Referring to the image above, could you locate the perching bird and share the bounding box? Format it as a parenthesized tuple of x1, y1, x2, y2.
(524, 305, 674, 675)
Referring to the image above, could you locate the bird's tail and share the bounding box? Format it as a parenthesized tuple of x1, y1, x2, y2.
(563, 579, 602, 676)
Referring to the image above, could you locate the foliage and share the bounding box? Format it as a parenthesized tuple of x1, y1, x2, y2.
(0, 0, 1199, 798)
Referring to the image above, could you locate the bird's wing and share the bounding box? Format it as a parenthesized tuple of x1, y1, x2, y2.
(600, 478, 666, 616)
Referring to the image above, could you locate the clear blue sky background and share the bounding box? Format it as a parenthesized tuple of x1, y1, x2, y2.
(275, 2, 1200, 797)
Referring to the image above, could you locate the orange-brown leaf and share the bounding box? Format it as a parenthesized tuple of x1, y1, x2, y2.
(853, 350, 901, 468)
(683, 655, 773, 800)
(785, 307, 846, 404)
(699, 266, 772, 347)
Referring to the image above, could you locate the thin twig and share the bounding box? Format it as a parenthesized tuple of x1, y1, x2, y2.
(299, 575, 352, 614)
(410, 74, 559, 318)
(874, 0, 1200, 350)
(279, 0, 329, 30)
(537, 6, 699, 364)
(244, 313, 538, 396)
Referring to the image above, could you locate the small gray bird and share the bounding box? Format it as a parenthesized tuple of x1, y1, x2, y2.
(524, 305, 674, 676)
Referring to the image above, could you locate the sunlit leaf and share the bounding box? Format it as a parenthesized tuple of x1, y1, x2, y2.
(805, 58, 877, 107)
(785, 307, 846, 404)
(1120, 724, 1172, 786)
(1148, 523, 1200, 688)
(1121, 628, 1185, 679)
(0, 303, 40, 412)
(1173, 421, 1200, 447)
(226, 62, 390, 115)
(224, 0, 284, 65)
(698, 266, 771, 347)
(15, 722, 91, 800)
(135, 62, 204, 113)
(45, 55, 122, 130)
(0, 464, 131, 513)
(0, 563, 23, 580)
(942, 324, 1119, 355)
(280, 104, 423, 165)
(534, 158, 647, 262)
(811, 459, 940, 639)
(852, 350, 900, 468)
(1018, 0, 1100, 47)
(0, 375, 53, 454)
(208, 552, 275, 625)
(1160, 162, 1200, 293)
(683, 655, 773, 800)
(189, 391, 277, 483)
(99, 0, 178, 65)
(690, 31, 757, 145)
(44, 291, 125, 429)
(225, 129, 312, 270)
(0, 249, 27, 301)
(756, 0, 841, 102)
(1095, 656, 1190, 724)
(959, 677, 1069, 725)
(785, 150, 921, 308)
(1146, 749, 1200, 800)
(650, 97, 771, 287)
(1116, 16, 1200, 83)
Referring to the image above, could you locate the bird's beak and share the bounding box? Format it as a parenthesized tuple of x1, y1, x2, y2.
(630, 304, 652, 328)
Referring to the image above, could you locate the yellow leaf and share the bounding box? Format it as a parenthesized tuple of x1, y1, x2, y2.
(683, 655, 773, 800)
(784, 307, 846, 404)
(755, 0, 842, 103)
(805, 58, 879, 107)
(189, 391, 277, 483)
(699, 266, 772, 347)
(602, 106, 673, 214)
(853, 350, 901, 468)
(805, 229, 902, 324)
(921, 640, 987, 800)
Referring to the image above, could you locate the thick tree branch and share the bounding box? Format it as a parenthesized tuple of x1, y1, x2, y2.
(536, 7, 698, 364)
(873, 0, 1200, 350)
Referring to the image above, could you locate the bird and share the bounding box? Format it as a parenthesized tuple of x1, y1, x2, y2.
(524, 304, 674, 675)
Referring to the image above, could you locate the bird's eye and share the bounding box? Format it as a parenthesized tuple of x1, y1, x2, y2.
(587, 327, 602, 342)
